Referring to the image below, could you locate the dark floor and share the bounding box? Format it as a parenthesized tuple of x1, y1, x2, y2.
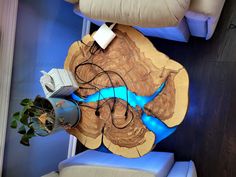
(150, 0, 236, 177)
(77, 1, 236, 177)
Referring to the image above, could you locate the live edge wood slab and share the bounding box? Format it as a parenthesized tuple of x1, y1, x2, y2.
(64, 25, 189, 158)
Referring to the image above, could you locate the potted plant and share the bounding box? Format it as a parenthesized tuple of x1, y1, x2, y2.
(10, 96, 80, 146)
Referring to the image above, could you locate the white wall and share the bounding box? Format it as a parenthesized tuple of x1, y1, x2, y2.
(3, 0, 83, 176)
(0, 0, 18, 175)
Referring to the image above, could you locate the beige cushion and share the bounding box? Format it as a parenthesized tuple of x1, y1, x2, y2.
(76, 0, 190, 27)
(41, 171, 59, 177)
(60, 166, 156, 177)
(189, 0, 225, 17)
(59, 150, 174, 177)
(167, 161, 197, 177)
(186, 0, 225, 39)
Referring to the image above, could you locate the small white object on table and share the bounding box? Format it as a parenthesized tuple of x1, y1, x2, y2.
(40, 68, 78, 98)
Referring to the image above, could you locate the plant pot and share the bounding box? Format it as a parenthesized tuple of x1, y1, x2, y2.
(34, 97, 80, 132)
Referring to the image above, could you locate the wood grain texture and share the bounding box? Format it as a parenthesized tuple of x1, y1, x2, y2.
(65, 25, 189, 157)
(76, 0, 236, 175)
(145, 0, 236, 176)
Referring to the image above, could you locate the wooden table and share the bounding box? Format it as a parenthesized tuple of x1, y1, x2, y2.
(64, 25, 189, 158)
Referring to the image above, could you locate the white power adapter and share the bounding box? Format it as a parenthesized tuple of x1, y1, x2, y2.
(40, 69, 79, 98)
(93, 23, 116, 49)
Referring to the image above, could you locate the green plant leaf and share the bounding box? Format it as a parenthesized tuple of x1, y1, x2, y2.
(34, 110, 43, 117)
(27, 128, 35, 138)
(21, 106, 29, 115)
(18, 125, 26, 134)
(20, 114, 29, 125)
(28, 111, 34, 117)
(10, 120, 17, 129)
(20, 98, 33, 107)
(35, 129, 49, 137)
(12, 112, 20, 121)
(20, 134, 30, 146)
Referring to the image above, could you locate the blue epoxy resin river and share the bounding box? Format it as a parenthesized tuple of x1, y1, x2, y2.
(71, 83, 176, 144)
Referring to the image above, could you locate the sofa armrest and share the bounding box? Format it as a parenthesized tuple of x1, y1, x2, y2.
(67, 0, 191, 28)
(186, 0, 225, 39)
(189, 0, 225, 17)
(60, 166, 156, 177)
(187, 161, 197, 177)
(41, 171, 59, 177)
(167, 161, 197, 177)
(59, 150, 174, 177)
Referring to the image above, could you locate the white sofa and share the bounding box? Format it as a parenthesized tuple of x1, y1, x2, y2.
(43, 150, 197, 177)
(66, 0, 225, 42)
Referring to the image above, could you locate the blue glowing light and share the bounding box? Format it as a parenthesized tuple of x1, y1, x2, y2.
(141, 113, 176, 144)
(72, 83, 165, 108)
(71, 82, 176, 145)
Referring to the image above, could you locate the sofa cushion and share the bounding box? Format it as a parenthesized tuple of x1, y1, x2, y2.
(187, 161, 197, 177)
(135, 18, 190, 42)
(41, 171, 59, 177)
(59, 150, 174, 177)
(76, 0, 190, 27)
(60, 165, 157, 177)
(189, 0, 225, 17)
(75, 12, 190, 42)
(186, 0, 225, 39)
(167, 161, 197, 177)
